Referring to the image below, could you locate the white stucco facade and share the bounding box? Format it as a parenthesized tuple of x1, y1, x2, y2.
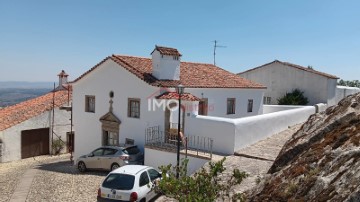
(0, 108, 71, 162)
(72, 59, 265, 160)
(239, 61, 338, 106)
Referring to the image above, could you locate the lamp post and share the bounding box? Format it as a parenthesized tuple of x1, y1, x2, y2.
(175, 84, 184, 179)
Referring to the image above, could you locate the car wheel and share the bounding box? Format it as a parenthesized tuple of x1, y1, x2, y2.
(111, 163, 120, 171)
(78, 161, 87, 172)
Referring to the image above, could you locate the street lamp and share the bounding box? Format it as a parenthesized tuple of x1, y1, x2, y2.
(175, 84, 184, 179)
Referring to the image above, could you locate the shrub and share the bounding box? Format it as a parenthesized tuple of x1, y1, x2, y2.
(52, 137, 65, 155)
(277, 89, 309, 105)
(156, 157, 248, 201)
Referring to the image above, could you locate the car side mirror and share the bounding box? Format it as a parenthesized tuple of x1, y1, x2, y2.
(88, 153, 94, 157)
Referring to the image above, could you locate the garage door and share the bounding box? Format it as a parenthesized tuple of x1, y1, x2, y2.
(21, 128, 49, 159)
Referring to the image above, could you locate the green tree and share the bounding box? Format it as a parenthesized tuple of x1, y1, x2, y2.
(338, 79, 360, 87)
(277, 89, 309, 105)
(156, 158, 248, 202)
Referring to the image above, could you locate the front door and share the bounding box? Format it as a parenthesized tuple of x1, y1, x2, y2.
(67, 132, 74, 153)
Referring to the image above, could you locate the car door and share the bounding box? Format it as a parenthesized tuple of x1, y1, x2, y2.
(101, 148, 118, 170)
(138, 171, 152, 201)
(147, 168, 161, 200)
(86, 148, 104, 169)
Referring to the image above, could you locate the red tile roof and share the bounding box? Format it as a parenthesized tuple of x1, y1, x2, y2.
(239, 60, 339, 79)
(151, 45, 182, 56)
(0, 90, 71, 131)
(156, 92, 200, 101)
(74, 55, 266, 89)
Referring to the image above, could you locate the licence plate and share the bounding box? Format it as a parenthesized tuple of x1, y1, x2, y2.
(108, 194, 122, 200)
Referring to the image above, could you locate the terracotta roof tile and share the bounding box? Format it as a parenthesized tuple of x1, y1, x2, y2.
(74, 55, 266, 89)
(151, 45, 182, 56)
(0, 89, 71, 131)
(156, 92, 200, 101)
(239, 60, 339, 79)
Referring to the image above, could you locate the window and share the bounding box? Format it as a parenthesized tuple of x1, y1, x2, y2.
(263, 96, 271, 104)
(125, 138, 134, 145)
(103, 148, 118, 155)
(148, 169, 161, 182)
(103, 131, 119, 146)
(198, 98, 208, 116)
(248, 99, 254, 112)
(103, 174, 135, 190)
(173, 56, 179, 60)
(139, 171, 150, 187)
(85, 95, 95, 113)
(128, 98, 140, 118)
(227, 98, 236, 114)
(92, 148, 104, 156)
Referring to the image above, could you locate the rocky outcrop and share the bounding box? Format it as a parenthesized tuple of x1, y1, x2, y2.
(248, 93, 360, 202)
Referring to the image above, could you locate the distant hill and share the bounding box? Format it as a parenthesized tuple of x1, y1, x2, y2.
(0, 83, 53, 107)
(0, 81, 55, 89)
(0, 88, 52, 107)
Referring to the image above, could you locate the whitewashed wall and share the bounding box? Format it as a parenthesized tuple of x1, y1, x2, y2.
(239, 62, 337, 105)
(186, 88, 265, 118)
(185, 106, 316, 155)
(0, 108, 70, 162)
(233, 106, 315, 151)
(263, 105, 306, 114)
(145, 147, 209, 175)
(185, 115, 235, 155)
(334, 86, 360, 105)
(73, 59, 165, 160)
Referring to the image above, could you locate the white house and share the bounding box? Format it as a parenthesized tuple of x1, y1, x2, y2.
(72, 46, 266, 160)
(238, 60, 339, 106)
(0, 71, 72, 162)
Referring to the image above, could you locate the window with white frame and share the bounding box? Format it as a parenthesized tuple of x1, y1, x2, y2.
(128, 98, 140, 118)
(85, 95, 95, 113)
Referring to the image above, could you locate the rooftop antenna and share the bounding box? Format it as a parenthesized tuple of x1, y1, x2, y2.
(213, 40, 226, 66)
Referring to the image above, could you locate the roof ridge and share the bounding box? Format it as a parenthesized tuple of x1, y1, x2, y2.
(239, 60, 339, 79)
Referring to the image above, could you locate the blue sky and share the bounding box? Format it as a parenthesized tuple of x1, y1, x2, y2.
(0, 0, 359, 82)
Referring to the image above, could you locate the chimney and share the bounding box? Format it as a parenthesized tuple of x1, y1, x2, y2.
(151, 45, 182, 80)
(57, 70, 69, 89)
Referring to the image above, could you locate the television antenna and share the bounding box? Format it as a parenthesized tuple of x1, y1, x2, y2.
(213, 40, 226, 66)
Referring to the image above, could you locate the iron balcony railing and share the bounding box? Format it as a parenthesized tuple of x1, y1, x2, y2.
(145, 126, 213, 159)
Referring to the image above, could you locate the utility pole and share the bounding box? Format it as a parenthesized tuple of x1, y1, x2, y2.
(213, 40, 226, 66)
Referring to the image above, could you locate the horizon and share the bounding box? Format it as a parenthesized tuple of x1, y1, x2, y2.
(0, 1, 359, 82)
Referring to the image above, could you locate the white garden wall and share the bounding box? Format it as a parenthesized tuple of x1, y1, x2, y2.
(185, 106, 316, 155)
(263, 105, 305, 114)
(145, 147, 209, 175)
(233, 106, 315, 151)
(185, 115, 235, 155)
(334, 86, 360, 105)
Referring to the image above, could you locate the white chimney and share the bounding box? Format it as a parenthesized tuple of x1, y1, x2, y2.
(57, 70, 68, 88)
(151, 45, 182, 80)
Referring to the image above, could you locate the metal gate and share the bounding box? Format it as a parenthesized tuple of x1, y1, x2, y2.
(21, 128, 50, 159)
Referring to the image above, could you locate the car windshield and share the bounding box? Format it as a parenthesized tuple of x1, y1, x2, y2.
(123, 146, 140, 155)
(102, 174, 135, 190)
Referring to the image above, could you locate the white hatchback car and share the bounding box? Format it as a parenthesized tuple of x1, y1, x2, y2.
(97, 165, 162, 202)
